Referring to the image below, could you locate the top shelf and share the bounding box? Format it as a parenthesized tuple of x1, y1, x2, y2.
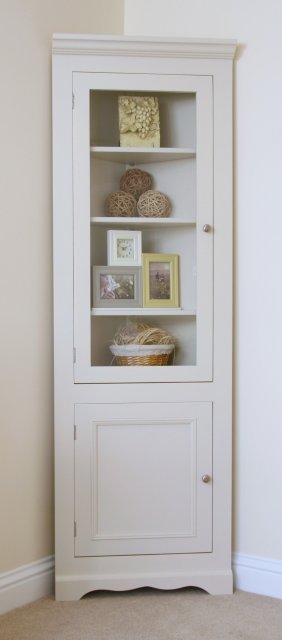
(90, 146, 196, 164)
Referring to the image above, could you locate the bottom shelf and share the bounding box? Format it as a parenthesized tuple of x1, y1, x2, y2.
(91, 315, 196, 367)
(91, 307, 196, 316)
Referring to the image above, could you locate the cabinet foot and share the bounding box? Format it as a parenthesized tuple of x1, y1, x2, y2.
(55, 571, 233, 601)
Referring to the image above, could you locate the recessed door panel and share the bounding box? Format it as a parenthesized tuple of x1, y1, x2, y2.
(74, 402, 212, 556)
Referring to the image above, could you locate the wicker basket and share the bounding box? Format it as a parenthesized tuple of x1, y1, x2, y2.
(110, 343, 174, 366)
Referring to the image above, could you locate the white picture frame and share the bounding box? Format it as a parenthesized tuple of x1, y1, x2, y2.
(107, 229, 142, 266)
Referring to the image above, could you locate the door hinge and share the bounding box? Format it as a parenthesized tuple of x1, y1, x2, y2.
(74, 424, 77, 440)
(74, 521, 77, 537)
(73, 347, 76, 363)
(72, 93, 75, 109)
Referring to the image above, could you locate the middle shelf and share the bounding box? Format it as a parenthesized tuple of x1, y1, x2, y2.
(91, 217, 196, 227)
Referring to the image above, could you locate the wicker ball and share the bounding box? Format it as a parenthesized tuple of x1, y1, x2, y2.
(120, 168, 153, 200)
(137, 190, 171, 217)
(106, 191, 137, 217)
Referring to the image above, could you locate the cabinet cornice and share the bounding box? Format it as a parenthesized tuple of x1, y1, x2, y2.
(52, 34, 237, 60)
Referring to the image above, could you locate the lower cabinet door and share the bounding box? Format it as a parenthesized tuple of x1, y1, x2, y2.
(74, 402, 212, 557)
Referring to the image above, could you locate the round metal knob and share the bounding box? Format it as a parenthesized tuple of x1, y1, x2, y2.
(202, 474, 211, 483)
(203, 224, 211, 233)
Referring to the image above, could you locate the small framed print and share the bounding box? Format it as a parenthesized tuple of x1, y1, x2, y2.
(93, 266, 142, 308)
(142, 253, 179, 308)
(107, 230, 142, 266)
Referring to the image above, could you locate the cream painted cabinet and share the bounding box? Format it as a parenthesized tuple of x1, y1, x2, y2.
(52, 34, 236, 600)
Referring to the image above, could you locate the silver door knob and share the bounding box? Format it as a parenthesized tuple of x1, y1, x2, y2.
(203, 224, 211, 232)
(202, 474, 211, 483)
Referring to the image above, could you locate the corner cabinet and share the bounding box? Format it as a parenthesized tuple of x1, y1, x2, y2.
(52, 34, 236, 600)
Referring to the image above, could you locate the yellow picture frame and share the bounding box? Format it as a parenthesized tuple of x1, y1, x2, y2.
(142, 253, 179, 308)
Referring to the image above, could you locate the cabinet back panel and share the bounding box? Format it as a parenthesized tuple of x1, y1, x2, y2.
(90, 157, 196, 220)
(90, 90, 196, 148)
(91, 316, 196, 367)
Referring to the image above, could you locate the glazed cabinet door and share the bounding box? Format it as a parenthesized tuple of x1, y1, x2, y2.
(72, 71, 213, 384)
(74, 402, 212, 557)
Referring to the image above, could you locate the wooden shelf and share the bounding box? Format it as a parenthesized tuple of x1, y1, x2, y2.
(91, 307, 196, 317)
(91, 216, 196, 227)
(90, 146, 196, 164)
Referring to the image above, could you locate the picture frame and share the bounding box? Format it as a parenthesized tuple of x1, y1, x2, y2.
(142, 253, 179, 308)
(107, 230, 142, 266)
(92, 266, 142, 308)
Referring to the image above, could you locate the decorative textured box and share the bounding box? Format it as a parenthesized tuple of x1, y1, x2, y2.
(118, 96, 160, 148)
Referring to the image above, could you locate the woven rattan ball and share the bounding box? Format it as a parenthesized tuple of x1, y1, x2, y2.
(137, 190, 171, 217)
(106, 191, 137, 217)
(120, 168, 153, 200)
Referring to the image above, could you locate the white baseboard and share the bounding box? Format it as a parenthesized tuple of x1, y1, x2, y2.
(233, 552, 282, 600)
(1, 552, 281, 614)
(0, 555, 55, 615)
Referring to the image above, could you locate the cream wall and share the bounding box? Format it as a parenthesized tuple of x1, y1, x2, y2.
(125, 0, 282, 561)
(0, 0, 123, 573)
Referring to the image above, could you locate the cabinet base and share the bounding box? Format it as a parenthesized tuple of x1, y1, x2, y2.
(55, 570, 233, 600)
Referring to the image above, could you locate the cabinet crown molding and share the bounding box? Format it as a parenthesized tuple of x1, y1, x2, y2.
(52, 34, 237, 60)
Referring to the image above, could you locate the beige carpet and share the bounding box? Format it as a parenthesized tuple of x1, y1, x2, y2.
(0, 589, 282, 640)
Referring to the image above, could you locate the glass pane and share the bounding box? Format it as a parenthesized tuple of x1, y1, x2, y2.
(89, 89, 198, 368)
